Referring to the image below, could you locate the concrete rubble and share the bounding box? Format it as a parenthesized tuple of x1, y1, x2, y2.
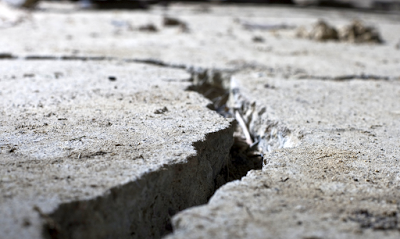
(1, 1, 400, 239)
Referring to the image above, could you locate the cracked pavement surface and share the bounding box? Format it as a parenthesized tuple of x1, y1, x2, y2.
(1, 1, 400, 238)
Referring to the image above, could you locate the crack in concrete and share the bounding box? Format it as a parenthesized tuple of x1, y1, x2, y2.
(3, 52, 397, 238)
(186, 68, 265, 184)
(43, 127, 234, 239)
(0, 56, 236, 239)
(297, 74, 396, 81)
(0, 54, 187, 69)
(2, 54, 397, 82)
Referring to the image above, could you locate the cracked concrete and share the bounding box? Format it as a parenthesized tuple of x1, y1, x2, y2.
(168, 72, 400, 238)
(2, 1, 400, 77)
(0, 59, 233, 239)
(1, 1, 400, 239)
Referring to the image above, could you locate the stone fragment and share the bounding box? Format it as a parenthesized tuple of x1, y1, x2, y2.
(339, 20, 383, 44)
(297, 19, 384, 44)
(138, 23, 158, 32)
(308, 19, 339, 41)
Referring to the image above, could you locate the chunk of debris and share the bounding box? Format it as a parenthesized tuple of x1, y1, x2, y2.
(163, 16, 189, 33)
(163, 17, 184, 26)
(308, 20, 338, 41)
(154, 106, 168, 114)
(297, 20, 383, 44)
(138, 24, 158, 32)
(252, 36, 265, 43)
(339, 20, 383, 44)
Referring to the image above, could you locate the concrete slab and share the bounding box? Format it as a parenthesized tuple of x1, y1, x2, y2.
(167, 45, 400, 239)
(1, 1, 400, 239)
(0, 59, 233, 239)
(1, 2, 400, 77)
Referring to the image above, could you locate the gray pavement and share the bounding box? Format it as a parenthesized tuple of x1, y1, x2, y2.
(0, 59, 233, 238)
(1, 1, 400, 239)
(168, 70, 400, 239)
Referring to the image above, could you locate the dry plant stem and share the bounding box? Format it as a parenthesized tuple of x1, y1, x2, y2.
(235, 110, 253, 146)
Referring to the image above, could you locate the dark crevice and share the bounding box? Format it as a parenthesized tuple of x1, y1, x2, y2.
(0, 53, 278, 183)
(42, 127, 234, 239)
(7, 55, 237, 239)
(187, 68, 263, 189)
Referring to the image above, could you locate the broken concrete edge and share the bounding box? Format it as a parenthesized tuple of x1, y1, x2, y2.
(187, 66, 308, 157)
(227, 76, 300, 156)
(0, 58, 236, 239)
(39, 124, 234, 239)
(1, 54, 397, 238)
(187, 64, 399, 158)
(166, 72, 400, 239)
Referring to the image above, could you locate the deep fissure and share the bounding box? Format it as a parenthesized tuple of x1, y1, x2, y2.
(4, 54, 393, 238)
(187, 68, 264, 189)
(0, 55, 261, 239)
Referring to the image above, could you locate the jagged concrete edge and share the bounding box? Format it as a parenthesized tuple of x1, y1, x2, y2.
(230, 77, 301, 154)
(188, 68, 301, 155)
(40, 123, 234, 239)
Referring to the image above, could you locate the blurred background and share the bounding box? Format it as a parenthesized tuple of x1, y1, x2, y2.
(2, 0, 400, 12)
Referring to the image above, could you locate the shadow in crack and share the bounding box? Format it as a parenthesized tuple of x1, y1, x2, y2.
(214, 122, 263, 189)
(186, 68, 263, 189)
(41, 127, 233, 239)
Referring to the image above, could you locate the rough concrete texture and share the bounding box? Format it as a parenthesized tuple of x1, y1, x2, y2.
(163, 3, 400, 239)
(1, 1, 400, 78)
(1, 1, 400, 239)
(0, 60, 233, 239)
(168, 72, 400, 239)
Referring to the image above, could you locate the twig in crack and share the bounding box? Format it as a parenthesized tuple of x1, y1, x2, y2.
(235, 110, 253, 146)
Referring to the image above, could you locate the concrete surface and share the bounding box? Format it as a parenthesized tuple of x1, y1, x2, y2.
(0, 59, 233, 239)
(1, 1, 400, 239)
(162, 3, 400, 239)
(168, 71, 400, 239)
(1, 1, 400, 77)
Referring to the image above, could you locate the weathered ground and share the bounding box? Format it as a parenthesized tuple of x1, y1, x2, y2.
(168, 71, 400, 239)
(1, 1, 400, 239)
(0, 59, 233, 239)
